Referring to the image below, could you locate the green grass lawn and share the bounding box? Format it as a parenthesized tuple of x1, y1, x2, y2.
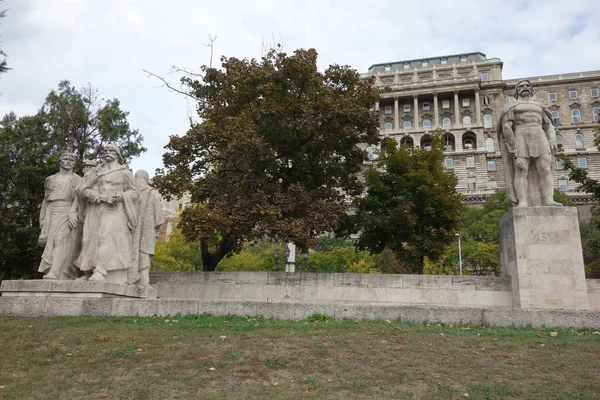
(0, 314, 598, 399)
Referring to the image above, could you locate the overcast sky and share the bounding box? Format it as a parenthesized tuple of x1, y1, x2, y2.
(1, 0, 599, 175)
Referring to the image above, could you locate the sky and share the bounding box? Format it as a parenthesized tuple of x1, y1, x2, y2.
(1, 0, 599, 175)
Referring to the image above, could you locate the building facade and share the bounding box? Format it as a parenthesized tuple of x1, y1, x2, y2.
(363, 52, 600, 206)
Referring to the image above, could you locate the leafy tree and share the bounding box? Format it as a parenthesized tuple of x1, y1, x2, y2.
(40, 80, 146, 173)
(152, 229, 202, 272)
(154, 48, 380, 271)
(0, 3, 9, 76)
(347, 132, 464, 273)
(0, 113, 62, 279)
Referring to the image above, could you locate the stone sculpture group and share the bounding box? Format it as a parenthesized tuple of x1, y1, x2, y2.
(37, 144, 164, 288)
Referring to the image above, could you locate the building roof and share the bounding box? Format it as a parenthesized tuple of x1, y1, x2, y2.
(366, 52, 487, 72)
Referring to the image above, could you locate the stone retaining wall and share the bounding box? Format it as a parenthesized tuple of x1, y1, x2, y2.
(150, 272, 514, 308)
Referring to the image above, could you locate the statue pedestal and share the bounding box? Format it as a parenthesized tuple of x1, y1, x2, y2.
(0, 280, 156, 300)
(499, 207, 589, 310)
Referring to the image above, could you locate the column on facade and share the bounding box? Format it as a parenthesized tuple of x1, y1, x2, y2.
(474, 89, 481, 125)
(453, 90, 460, 127)
(433, 92, 439, 127)
(375, 101, 380, 111)
(413, 95, 419, 128)
(393, 97, 399, 130)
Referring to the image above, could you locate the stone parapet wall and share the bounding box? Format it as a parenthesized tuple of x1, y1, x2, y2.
(149, 272, 514, 308)
(1, 296, 599, 329)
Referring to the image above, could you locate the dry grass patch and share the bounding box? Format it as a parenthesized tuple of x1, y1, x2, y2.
(0, 314, 598, 399)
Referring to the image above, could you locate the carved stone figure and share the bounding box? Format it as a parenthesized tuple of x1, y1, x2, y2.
(498, 80, 561, 207)
(75, 144, 138, 283)
(82, 159, 97, 175)
(38, 153, 82, 280)
(131, 170, 165, 287)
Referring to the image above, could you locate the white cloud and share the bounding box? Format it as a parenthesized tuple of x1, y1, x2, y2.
(1, 0, 599, 174)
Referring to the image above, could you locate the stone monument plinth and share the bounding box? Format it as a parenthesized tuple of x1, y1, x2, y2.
(499, 207, 589, 310)
(0, 280, 156, 299)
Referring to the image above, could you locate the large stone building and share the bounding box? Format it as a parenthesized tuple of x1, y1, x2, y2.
(363, 52, 600, 206)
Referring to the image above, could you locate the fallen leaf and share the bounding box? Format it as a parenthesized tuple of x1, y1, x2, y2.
(327, 378, 332, 383)
(0, 386, 5, 390)
(384, 320, 392, 323)
(463, 393, 469, 397)
(271, 382, 279, 386)
(208, 367, 215, 371)
(219, 336, 227, 340)
(496, 380, 504, 385)
(593, 331, 600, 335)
(477, 333, 482, 337)
(439, 333, 444, 336)
(549, 332, 558, 337)
(449, 324, 454, 328)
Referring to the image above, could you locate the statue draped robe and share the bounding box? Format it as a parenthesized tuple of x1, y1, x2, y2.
(75, 165, 138, 282)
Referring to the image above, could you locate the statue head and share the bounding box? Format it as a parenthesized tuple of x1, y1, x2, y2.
(135, 169, 150, 187)
(59, 152, 76, 170)
(514, 80, 534, 99)
(82, 159, 97, 174)
(103, 143, 124, 164)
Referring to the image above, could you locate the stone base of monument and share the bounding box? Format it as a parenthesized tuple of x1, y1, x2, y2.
(0, 280, 157, 300)
(499, 206, 590, 310)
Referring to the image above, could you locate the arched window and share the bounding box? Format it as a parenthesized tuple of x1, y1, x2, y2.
(483, 114, 493, 129)
(485, 137, 495, 152)
(403, 121, 411, 129)
(422, 119, 431, 128)
(442, 117, 451, 126)
(400, 136, 414, 147)
(482, 95, 491, 105)
(575, 133, 584, 149)
(384, 122, 393, 131)
(365, 146, 375, 161)
(462, 115, 472, 125)
(555, 134, 563, 144)
(593, 107, 600, 122)
(572, 109, 581, 123)
(551, 110, 560, 125)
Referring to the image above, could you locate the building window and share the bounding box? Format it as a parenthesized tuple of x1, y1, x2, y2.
(591, 88, 599, 98)
(558, 179, 568, 192)
(488, 181, 498, 190)
(575, 133, 584, 149)
(444, 158, 454, 169)
(551, 110, 560, 125)
(467, 178, 476, 190)
(384, 106, 392, 115)
(403, 121, 411, 129)
(462, 98, 470, 107)
(487, 160, 496, 171)
(569, 90, 578, 99)
(442, 117, 451, 126)
(422, 102, 430, 111)
(578, 157, 588, 168)
(572, 109, 581, 123)
(482, 95, 491, 105)
(442, 100, 450, 109)
(548, 92, 557, 101)
(556, 159, 564, 169)
(485, 137, 495, 152)
(462, 115, 472, 125)
(422, 60, 428, 67)
(384, 122, 393, 131)
(403, 104, 411, 112)
(423, 119, 431, 128)
(403, 63, 410, 70)
(384, 65, 391, 72)
(481, 72, 489, 82)
(460, 55, 467, 63)
(593, 107, 600, 122)
(483, 114, 493, 129)
(366, 146, 375, 161)
(466, 156, 475, 168)
(556, 134, 563, 144)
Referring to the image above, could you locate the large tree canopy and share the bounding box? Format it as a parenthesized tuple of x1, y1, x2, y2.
(40, 80, 146, 172)
(154, 48, 380, 271)
(0, 3, 8, 76)
(345, 133, 464, 274)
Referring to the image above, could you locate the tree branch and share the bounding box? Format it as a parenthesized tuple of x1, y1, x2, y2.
(143, 69, 199, 101)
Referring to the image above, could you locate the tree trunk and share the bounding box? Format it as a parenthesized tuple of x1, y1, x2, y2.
(200, 236, 235, 272)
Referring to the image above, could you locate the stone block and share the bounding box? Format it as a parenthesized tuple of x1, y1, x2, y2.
(235, 272, 268, 285)
(81, 298, 113, 316)
(157, 299, 199, 316)
(500, 207, 589, 310)
(334, 274, 371, 288)
(366, 274, 404, 289)
(255, 302, 296, 319)
(293, 302, 336, 319)
(197, 300, 230, 316)
(43, 298, 84, 316)
(111, 299, 158, 317)
(427, 306, 483, 325)
(226, 301, 259, 317)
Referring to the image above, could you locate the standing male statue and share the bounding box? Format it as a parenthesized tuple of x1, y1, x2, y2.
(38, 153, 82, 280)
(131, 170, 165, 287)
(498, 80, 561, 207)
